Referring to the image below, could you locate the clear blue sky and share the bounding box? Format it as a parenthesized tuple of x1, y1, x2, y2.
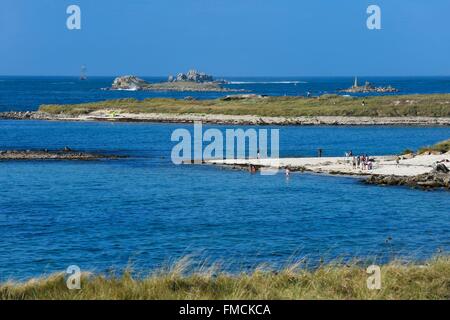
(1, 0, 449, 76)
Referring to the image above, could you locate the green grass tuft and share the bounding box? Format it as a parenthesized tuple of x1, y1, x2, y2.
(1, 256, 449, 300)
(418, 139, 450, 154)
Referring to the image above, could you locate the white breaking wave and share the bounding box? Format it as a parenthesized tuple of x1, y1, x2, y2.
(116, 87, 139, 91)
(227, 81, 307, 85)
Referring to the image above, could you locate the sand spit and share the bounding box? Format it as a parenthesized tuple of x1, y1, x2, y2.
(205, 153, 450, 190)
(2, 111, 450, 126)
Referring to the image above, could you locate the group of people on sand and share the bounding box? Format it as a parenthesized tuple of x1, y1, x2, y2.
(349, 152, 373, 171)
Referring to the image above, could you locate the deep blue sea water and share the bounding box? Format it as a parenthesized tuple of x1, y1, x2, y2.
(0, 77, 449, 280)
(1, 76, 450, 112)
(0, 120, 449, 280)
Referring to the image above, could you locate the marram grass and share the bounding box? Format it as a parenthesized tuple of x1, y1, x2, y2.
(418, 138, 450, 154)
(1, 256, 449, 300)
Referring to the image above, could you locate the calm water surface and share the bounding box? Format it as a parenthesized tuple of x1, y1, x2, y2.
(1, 76, 450, 111)
(0, 121, 449, 280)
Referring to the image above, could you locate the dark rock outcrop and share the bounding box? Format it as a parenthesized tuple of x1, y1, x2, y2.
(220, 94, 266, 101)
(365, 172, 450, 190)
(172, 70, 214, 83)
(0, 111, 34, 119)
(0, 111, 56, 120)
(0, 149, 125, 161)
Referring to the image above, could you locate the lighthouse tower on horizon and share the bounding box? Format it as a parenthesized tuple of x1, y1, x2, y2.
(80, 65, 87, 80)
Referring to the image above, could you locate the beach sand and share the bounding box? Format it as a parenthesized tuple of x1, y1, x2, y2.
(205, 153, 450, 177)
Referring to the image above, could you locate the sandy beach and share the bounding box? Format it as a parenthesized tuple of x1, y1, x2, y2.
(205, 153, 450, 177)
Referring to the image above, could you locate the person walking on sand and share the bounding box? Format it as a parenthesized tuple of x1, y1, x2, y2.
(396, 156, 400, 168)
(352, 156, 357, 169)
(318, 148, 323, 158)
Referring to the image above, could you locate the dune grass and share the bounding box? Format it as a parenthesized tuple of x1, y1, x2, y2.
(38, 94, 450, 117)
(418, 139, 450, 154)
(1, 256, 449, 300)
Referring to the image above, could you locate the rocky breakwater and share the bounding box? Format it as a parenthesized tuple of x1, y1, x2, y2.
(0, 148, 126, 161)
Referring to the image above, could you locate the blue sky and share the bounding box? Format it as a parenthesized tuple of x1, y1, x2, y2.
(1, 0, 449, 76)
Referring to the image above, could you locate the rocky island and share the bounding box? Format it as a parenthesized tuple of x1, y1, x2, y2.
(341, 77, 398, 93)
(3, 94, 450, 125)
(108, 70, 238, 92)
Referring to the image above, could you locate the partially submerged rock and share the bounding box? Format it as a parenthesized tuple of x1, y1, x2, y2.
(0, 149, 125, 161)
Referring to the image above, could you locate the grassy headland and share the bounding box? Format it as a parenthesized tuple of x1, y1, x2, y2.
(38, 94, 450, 117)
(1, 257, 449, 300)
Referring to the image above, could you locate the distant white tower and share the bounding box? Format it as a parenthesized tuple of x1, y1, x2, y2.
(80, 65, 87, 80)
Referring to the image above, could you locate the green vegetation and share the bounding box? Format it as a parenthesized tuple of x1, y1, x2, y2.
(418, 139, 450, 154)
(38, 94, 450, 117)
(401, 149, 415, 155)
(1, 257, 449, 300)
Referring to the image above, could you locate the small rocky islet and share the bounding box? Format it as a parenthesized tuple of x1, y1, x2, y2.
(106, 70, 240, 92)
(0, 148, 125, 161)
(341, 77, 398, 93)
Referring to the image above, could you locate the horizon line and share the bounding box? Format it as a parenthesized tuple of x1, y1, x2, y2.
(1, 74, 450, 78)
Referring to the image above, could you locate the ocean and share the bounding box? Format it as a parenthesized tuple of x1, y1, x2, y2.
(0, 77, 449, 280)
(1, 76, 450, 112)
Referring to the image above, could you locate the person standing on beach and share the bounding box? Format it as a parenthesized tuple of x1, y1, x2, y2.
(352, 156, 357, 169)
(318, 148, 323, 158)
